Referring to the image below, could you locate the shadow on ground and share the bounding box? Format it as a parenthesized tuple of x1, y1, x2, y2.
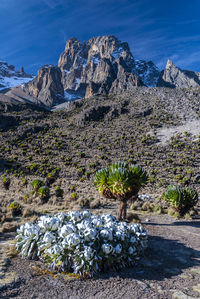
(144, 220, 200, 228)
(97, 234, 200, 281)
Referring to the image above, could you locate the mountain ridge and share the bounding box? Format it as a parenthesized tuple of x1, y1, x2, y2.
(1, 35, 200, 109)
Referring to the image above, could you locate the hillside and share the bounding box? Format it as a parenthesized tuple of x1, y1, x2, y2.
(0, 87, 200, 224)
(0, 35, 200, 299)
(0, 86, 200, 298)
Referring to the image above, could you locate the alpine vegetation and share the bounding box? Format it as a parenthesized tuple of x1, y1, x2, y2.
(16, 211, 148, 277)
(162, 184, 198, 216)
(94, 162, 148, 220)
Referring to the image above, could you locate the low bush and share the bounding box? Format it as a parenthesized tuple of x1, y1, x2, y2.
(162, 184, 198, 216)
(55, 187, 64, 198)
(9, 202, 22, 216)
(31, 179, 44, 192)
(38, 186, 50, 201)
(2, 176, 11, 190)
(16, 211, 147, 277)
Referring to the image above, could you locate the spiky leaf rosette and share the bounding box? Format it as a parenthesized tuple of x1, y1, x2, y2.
(162, 184, 185, 209)
(38, 186, 50, 199)
(31, 179, 44, 191)
(107, 167, 130, 196)
(109, 161, 128, 172)
(94, 161, 148, 200)
(128, 164, 148, 189)
(184, 187, 198, 207)
(94, 168, 110, 195)
(163, 184, 198, 214)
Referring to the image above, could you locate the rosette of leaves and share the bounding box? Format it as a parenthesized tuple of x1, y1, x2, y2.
(9, 201, 22, 216)
(2, 176, 11, 190)
(94, 162, 148, 220)
(38, 186, 50, 201)
(93, 168, 112, 198)
(31, 179, 44, 192)
(162, 184, 198, 216)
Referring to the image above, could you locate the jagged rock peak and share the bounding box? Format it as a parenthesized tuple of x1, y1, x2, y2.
(58, 35, 159, 98)
(157, 60, 200, 88)
(165, 59, 177, 70)
(24, 65, 64, 108)
(86, 35, 131, 58)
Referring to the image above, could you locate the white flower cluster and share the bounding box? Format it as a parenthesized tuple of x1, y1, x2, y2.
(16, 211, 148, 276)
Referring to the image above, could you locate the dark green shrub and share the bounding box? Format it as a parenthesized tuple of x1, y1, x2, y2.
(70, 192, 78, 200)
(94, 161, 148, 220)
(162, 184, 198, 216)
(9, 202, 22, 216)
(38, 186, 50, 201)
(31, 179, 44, 191)
(2, 176, 11, 190)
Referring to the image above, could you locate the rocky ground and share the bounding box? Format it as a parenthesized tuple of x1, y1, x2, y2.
(0, 87, 200, 298)
(0, 214, 200, 299)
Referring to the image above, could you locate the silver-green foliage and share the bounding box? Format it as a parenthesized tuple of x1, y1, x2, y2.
(16, 211, 148, 276)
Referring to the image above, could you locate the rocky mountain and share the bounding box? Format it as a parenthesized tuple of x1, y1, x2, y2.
(1, 35, 200, 110)
(133, 59, 160, 87)
(23, 35, 160, 108)
(58, 35, 160, 99)
(157, 60, 200, 88)
(0, 60, 33, 91)
(23, 65, 64, 107)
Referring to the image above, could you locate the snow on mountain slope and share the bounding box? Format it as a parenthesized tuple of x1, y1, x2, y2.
(58, 35, 160, 96)
(0, 60, 34, 91)
(132, 59, 160, 87)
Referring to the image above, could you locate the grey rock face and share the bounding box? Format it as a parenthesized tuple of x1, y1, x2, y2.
(58, 35, 159, 98)
(24, 65, 64, 107)
(132, 60, 160, 87)
(157, 60, 200, 88)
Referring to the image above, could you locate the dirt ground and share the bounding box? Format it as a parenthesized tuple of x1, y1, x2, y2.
(156, 119, 200, 145)
(0, 213, 200, 299)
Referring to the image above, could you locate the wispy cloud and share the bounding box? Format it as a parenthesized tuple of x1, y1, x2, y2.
(173, 51, 200, 69)
(0, 0, 200, 73)
(41, 0, 63, 9)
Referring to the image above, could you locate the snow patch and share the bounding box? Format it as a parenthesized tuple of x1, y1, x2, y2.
(111, 47, 123, 59)
(0, 76, 34, 91)
(133, 60, 160, 87)
(64, 90, 82, 101)
(75, 78, 81, 85)
(91, 57, 100, 64)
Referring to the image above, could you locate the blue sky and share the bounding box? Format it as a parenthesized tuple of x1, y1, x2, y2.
(0, 0, 200, 74)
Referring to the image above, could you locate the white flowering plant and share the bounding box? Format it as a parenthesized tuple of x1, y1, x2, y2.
(16, 211, 148, 277)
